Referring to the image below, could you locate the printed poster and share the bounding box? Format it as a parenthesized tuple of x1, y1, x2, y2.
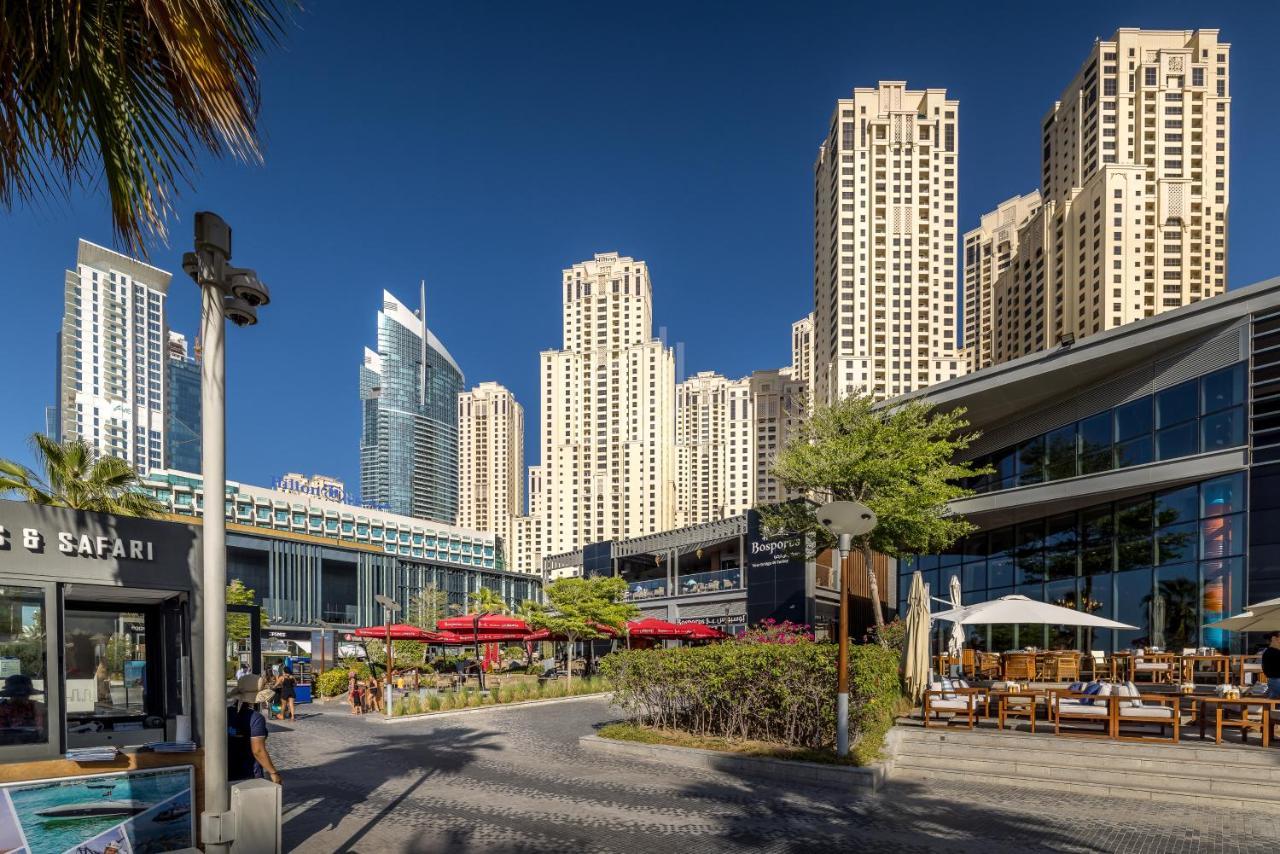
(0, 766, 193, 854)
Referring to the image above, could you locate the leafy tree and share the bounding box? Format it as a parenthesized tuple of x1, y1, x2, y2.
(466, 586, 509, 615)
(763, 394, 989, 638)
(0, 434, 164, 517)
(530, 577, 637, 686)
(406, 585, 449, 631)
(0, 0, 290, 254)
(225, 579, 256, 651)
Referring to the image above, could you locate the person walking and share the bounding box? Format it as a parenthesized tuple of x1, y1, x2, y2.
(348, 669, 362, 715)
(278, 666, 297, 722)
(227, 674, 282, 786)
(1263, 630, 1280, 699)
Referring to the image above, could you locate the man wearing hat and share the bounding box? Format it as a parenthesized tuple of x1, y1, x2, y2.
(227, 674, 282, 785)
(0, 674, 46, 743)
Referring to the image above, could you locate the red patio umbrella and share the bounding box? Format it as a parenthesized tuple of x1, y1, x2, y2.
(680, 622, 728, 641)
(525, 622, 619, 642)
(352, 623, 446, 642)
(437, 614, 531, 633)
(626, 618, 694, 638)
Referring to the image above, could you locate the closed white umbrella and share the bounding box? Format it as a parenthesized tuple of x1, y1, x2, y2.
(1204, 597, 1280, 632)
(947, 575, 965, 666)
(932, 594, 1136, 629)
(900, 571, 931, 705)
(1150, 594, 1167, 649)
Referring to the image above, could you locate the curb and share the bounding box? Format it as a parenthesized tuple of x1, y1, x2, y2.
(579, 733, 889, 791)
(374, 691, 612, 723)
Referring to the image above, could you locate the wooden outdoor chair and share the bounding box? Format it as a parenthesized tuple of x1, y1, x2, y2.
(1003, 653, 1035, 682)
(1050, 689, 1115, 739)
(1133, 652, 1176, 684)
(976, 652, 1002, 680)
(922, 685, 982, 729)
(1047, 653, 1080, 682)
(961, 649, 977, 679)
(1081, 650, 1107, 680)
(1112, 684, 1182, 743)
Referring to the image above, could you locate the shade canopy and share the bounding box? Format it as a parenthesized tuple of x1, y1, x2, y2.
(434, 630, 528, 645)
(525, 622, 619, 643)
(352, 624, 444, 642)
(626, 618, 693, 638)
(901, 571, 931, 705)
(680, 622, 728, 641)
(930, 594, 1136, 629)
(436, 614, 531, 634)
(1203, 597, 1280, 632)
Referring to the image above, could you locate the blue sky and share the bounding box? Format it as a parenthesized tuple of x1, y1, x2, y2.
(2, 2, 1277, 503)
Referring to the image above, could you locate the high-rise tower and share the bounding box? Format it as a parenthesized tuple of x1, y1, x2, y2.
(359, 285, 463, 522)
(457, 382, 524, 562)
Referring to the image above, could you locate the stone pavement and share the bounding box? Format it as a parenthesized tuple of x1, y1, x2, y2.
(269, 695, 1275, 853)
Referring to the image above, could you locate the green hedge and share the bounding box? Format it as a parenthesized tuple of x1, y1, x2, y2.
(315, 663, 371, 697)
(599, 642, 899, 761)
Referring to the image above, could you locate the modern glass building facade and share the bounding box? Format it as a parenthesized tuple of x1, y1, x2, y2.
(897, 277, 1280, 655)
(138, 470, 536, 630)
(165, 352, 201, 473)
(360, 287, 463, 523)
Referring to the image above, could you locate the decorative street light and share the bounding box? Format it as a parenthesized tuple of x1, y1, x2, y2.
(375, 593, 402, 683)
(183, 212, 270, 853)
(816, 500, 878, 758)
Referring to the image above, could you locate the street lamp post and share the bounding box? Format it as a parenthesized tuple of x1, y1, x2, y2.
(184, 212, 270, 852)
(817, 500, 877, 758)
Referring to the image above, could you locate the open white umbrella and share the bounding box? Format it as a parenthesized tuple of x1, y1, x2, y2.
(900, 571, 931, 705)
(947, 575, 965, 665)
(1204, 597, 1280, 632)
(931, 594, 1136, 629)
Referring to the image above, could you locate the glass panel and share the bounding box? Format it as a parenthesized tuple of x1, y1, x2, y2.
(1115, 396, 1153, 441)
(1114, 568, 1153, 649)
(1201, 363, 1244, 414)
(1014, 521, 1045, 585)
(1045, 424, 1078, 481)
(1201, 557, 1243, 652)
(922, 570, 940, 597)
(962, 561, 987, 592)
(1117, 538, 1153, 573)
(1201, 472, 1245, 517)
(962, 534, 988, 563)
(1155, 380, 1197, 428)
(1201, 407, 1244, 451)
(1153, 563, 1198, 651)
(987, 528, 1015, 588)
(1201, 512, 1244, 560)
(1157, 521, 1198, 565)
(992, 449, 1016, 490)
(1115, 435, 1153, 468)
(1155, 486, 1198, 527)
(1156, 422, 1198, 460)
(1079, 412, 1114, 475)
(1017, 436, 1045, 486)
(676, 567, 741, 595)
(915, 553, 940, 571)
(937, 544, 961, 568)
(1044, 513, 1079, 580)
(64, 609, 148, 720)
(1045, 578, 1080, 649)
(0, 586, 48, 746)
(1080, 574, 1115, 653)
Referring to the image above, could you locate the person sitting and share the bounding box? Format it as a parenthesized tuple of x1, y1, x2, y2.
(0, 675, 46, 744)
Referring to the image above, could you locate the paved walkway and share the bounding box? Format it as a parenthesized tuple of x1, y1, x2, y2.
(270, 695, 1275, 853)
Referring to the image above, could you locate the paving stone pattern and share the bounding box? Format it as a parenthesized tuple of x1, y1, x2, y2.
(270, 696, 1275, 853)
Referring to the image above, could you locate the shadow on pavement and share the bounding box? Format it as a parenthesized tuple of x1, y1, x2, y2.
(282, 722, 501, 852)
(678, 756, 1086, 853)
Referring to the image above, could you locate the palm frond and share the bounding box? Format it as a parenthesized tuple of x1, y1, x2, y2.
(0, 0, 292, 254)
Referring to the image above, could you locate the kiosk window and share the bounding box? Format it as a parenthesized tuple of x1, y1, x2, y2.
(0, 586, 49, 746)
(64, 609, 149, 720)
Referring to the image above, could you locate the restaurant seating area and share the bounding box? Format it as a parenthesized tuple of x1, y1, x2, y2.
(916, 648, 1276, 749)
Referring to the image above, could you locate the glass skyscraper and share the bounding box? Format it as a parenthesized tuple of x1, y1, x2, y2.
(165, 331, 201, 473)
(360, 286, 463, 523)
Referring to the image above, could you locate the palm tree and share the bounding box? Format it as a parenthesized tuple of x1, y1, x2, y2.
(0, 434, 164, 517)
(466, 587, 509, 616)
(0, 0, 290, 254)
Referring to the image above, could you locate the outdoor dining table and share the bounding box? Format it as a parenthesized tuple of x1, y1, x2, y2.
(991, 689, 1043, 733)
(1177, 654, 1230, 684)
(1189, 696, 1280, 746)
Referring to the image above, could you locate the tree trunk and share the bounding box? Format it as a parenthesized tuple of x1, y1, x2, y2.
(863, 541, 886, 640)
(564, 636, 574, 689)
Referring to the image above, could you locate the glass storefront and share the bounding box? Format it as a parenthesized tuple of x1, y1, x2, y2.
(961, 363, 1246, 495)
(900, 472, 1247, 653)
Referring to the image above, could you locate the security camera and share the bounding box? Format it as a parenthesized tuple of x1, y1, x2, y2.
(227, 267, 270, 308)
(223, 295, 258, 327)
(194, 212, 232, 259)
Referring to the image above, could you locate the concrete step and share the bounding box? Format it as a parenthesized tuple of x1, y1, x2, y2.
(892, 763, 1280, 815)
(891, 724, 1280, 811)
(895, 724, 1280, 768)
(898, 737, 1280, 784)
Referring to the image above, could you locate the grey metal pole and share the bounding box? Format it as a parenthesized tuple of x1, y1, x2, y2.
(200, 282, 231, 851)
(836, 532, 852, 758)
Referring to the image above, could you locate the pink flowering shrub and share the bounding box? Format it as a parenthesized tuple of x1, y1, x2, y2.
(739, 618, 815, 645)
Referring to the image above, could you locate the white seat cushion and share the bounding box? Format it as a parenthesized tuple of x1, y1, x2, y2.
(1134, 662, 1170, 670)
(1059, 704, 1110, 716)
(1119, 706, 1173, 719)
(929, 699, 973, 711)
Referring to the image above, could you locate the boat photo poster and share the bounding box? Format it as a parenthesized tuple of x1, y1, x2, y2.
(0, 765, 193, 854)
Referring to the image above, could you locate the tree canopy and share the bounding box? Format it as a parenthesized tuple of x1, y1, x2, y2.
(0, 434, 165, 517)
(762, 394, 989, 633)
(529, 577, 637, 684)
